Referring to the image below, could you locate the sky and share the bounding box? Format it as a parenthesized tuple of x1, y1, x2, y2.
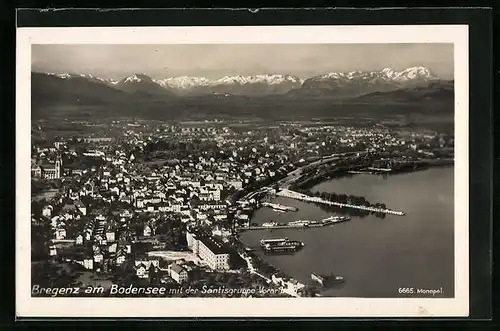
(32, 43, 454, 80)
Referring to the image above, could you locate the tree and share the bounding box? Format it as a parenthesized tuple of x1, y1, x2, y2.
(214, 273, 226, 284)
(227, 274, 239, 287)
(148, 264, 157, 282)
(206, 274, 216, 287)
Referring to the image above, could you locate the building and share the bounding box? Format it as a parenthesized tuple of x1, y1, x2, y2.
(75, 200, 87, 215)
(169, 263, 188, 284)
(186, 229, 198, 252)
(143, 224, 152, 237)
(197, 235, 230, 270)
(116, 250, 127, 265)
(31, 164, 42, 178)
(108, 242, 117, 253)
(42, 205, 53, 217)
(94, 252, 104, 263)
(135, 263, 148, 278)
(41, 158, 63, 179)
(211, 189, 221, 201)
(84, 137, 113, 143)
(134, 259, 160, 270)
(55, 228, 66, 240)
(187, 230, 230, 270)
(54, 141, 65, 149)
(49, 245, 57, 256)
(83, 257, 94, 270)
(106, 230, 116, 242)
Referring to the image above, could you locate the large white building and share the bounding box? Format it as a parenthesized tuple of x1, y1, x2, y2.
(186, 230, 230, 270)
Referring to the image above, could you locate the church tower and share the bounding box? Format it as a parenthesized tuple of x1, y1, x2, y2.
(55, 157, 62, 178)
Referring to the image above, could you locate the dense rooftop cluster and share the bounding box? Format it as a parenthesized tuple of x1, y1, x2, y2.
(31, 120, 454, 297)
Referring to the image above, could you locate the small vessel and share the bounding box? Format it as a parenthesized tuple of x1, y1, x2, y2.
(320, 215, 350, 225)
(261, 202, 299, 212)
(288, 220, 310, 227)
(311, 273, 345, 287)
(262, 222, 278, 227)
(260, 237, 304, 253)
(260, 237, 288, 245)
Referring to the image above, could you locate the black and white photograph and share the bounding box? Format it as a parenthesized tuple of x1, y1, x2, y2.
(16, 25, 470, 318)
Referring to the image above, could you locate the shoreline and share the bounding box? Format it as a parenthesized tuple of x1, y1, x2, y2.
(237, 164, 454, 293)
(293, 160, 454, 191)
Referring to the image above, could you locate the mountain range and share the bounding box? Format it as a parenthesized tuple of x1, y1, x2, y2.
(42, 66, 444, 98)
(32, 67, 454, 120)
(289, 67, 441, 98)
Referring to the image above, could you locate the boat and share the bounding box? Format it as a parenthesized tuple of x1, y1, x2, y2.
(262, 222, 278, 227)
(260, 237, 288, 245)
(262, 242, 304, 253)
(288, 220, 310, 227)
(260, 237, 304, 253)
(311, 273, 345, 287)
(320, 215, 350, 225)
(261, 202, 299, 212)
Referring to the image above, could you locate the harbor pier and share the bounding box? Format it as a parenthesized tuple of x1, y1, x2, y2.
(276, 189, 406, 216)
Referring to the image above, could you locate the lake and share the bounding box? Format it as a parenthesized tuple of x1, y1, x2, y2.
(240, 167, 454, 298)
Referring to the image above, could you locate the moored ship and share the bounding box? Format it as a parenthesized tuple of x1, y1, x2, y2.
(260, 237, 304, 253)
(262, 221, 278, 227)
(261, 202, 299, 212)
(287, 216, 350, 228)
(288, 220, 311, 227)
(260, 237, 289, 245)
(320, 215, 350, 225)
(311, 273, 345, 287)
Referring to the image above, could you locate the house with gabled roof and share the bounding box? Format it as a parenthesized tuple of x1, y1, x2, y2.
(76, 234, 84, 245)
(135, 263, 148, 278)
(168, 262, 188, 284)
(55, 227, 67, 240)
(116, 249, 127, 265)
(42, 205, 53, 217)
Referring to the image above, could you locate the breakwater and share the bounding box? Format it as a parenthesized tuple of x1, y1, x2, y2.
(276, 189, 405, 216)
(236, 222, 346, 231)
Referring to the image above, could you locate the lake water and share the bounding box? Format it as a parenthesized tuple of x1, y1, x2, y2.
(240, 167, 454, 298)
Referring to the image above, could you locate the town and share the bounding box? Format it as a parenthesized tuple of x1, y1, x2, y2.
(31, 119, 454, 297)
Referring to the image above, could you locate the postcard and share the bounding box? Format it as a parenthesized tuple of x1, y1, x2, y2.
(16, 24, 469, 318)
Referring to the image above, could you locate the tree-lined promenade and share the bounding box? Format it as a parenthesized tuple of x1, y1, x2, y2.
(276, 189, 405, 216)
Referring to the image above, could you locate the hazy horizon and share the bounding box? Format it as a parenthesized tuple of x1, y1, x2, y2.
(32, 44, 454, 80)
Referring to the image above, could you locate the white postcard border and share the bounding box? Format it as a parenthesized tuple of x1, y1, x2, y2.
(16, 25, 469, 318)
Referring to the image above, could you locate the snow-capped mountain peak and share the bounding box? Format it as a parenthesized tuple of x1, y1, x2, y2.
(295, 66, 442, 98)
(316, 67, 436, 82)
(123, 73, 151, 83)
(46, 72, 119, 85)
(78, 73, 118, 84)
(41, 67, 442, 98)
(153, 74, 304, 95)
(155, 76, 212, 89)
(156, 74, 303, 89)
(381, 68, 395, 77)
(396, 66, 434, 80)
(48, 72, 72, 79)
(214, 74, 303, 86)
